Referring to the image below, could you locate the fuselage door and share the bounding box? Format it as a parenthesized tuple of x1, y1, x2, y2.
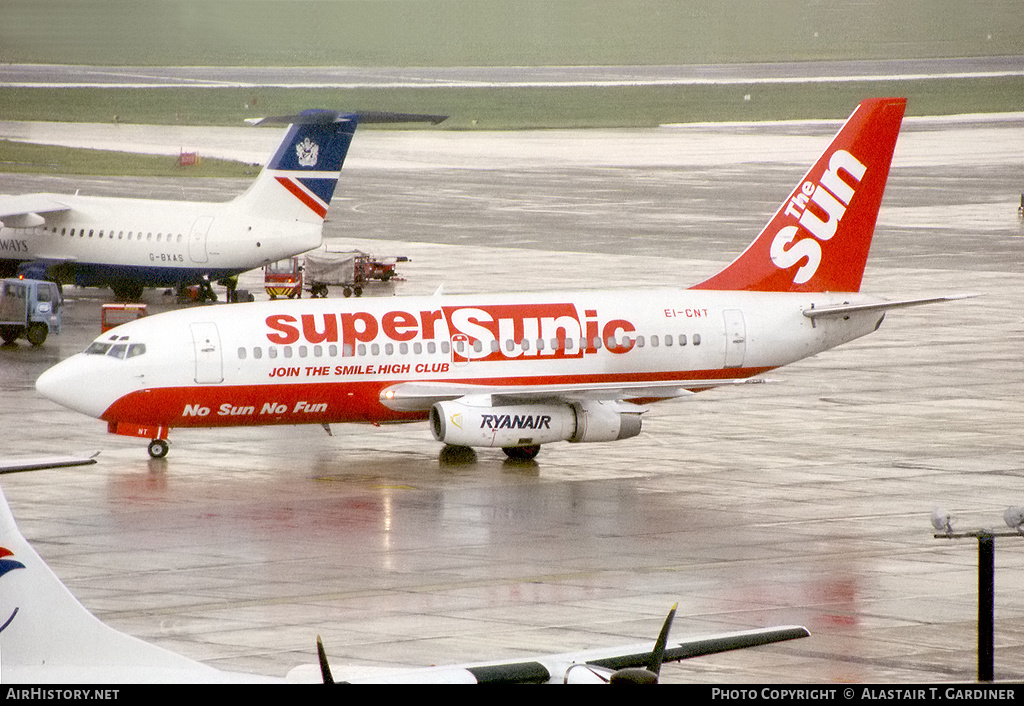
(188, 216, 214, 264)
(451, 333, 470, 367)
(723, 309, 746, 369)
(191, 322, 223, 384)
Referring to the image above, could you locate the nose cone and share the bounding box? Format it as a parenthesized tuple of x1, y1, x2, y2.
(36, 355, 113, 419)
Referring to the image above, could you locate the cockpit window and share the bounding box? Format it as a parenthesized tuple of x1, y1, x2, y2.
(84, 340, 146, 358)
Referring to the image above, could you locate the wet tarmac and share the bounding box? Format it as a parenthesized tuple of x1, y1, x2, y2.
(1, 118, 1023, 683)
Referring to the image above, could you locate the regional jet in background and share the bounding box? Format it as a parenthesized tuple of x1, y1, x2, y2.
(0, 484, 809, 683)
(35, 98, 973, 460)
(0, 110, 445, 300)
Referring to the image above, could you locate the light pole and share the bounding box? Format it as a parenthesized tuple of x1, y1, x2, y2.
(932, 507, 1024, 682)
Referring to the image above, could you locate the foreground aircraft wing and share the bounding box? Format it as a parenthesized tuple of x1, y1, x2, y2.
(299, 612, 810, 684)
(0, 453, 98, 474)
(380, 377, 769, 412)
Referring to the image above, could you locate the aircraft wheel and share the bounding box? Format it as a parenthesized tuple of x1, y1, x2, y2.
(439, 444, 477, 465)
(0, 325, 21, 344)
(26, 322, 48, 347)
(502, 445, 541, 461)
(148, 439, 169, 459)
(353, 286, 363, 297)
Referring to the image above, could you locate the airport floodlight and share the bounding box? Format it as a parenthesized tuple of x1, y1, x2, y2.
(931, 508, 954, 534)
(1003, 507, 1024, 532)
(931, 507, 1024, 683)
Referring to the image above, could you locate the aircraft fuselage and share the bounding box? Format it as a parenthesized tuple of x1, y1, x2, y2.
(0, 193, 321, 288)
(37, 289, 884, 433)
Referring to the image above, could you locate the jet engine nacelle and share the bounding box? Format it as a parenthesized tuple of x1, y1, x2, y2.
(429, 399, 642, 449)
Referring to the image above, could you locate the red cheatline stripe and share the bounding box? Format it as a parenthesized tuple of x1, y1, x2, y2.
(275, 177, 327, 219)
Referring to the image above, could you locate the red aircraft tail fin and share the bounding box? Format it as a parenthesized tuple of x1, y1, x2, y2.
(691, 97, 906, 293)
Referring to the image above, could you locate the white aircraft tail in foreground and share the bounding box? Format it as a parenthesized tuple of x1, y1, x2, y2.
(0, 110, 445, 300)
(0, 485, 808, 683)
(35, 98, 974, 459)
(0, 485, 273, 683)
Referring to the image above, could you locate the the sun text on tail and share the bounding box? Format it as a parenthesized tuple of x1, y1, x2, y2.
(770, 149, 867, 285)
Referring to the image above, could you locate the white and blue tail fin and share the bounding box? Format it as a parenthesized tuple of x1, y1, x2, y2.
(0, 485, 226, 683)
(235, 109, 446, 225)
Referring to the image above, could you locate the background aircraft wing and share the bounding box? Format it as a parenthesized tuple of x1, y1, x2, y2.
(380, 377, 769, 412)
(0, 194, 71, 224)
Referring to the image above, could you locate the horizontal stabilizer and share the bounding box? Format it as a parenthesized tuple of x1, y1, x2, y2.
(803, 294, 979, 319)
(247, 110, 447, 126)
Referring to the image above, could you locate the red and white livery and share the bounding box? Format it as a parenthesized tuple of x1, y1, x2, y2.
(35, 98, 970, 459)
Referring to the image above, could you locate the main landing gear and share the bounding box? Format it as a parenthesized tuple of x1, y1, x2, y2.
(439, 445, 542, 463)
(502, 445, 541, 461)
(148, 439, 170, 459)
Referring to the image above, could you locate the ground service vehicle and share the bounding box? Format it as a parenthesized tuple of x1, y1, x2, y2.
(304, 249, 403, 298)
(0, 278, 62, 346)
(264, 258, 303, 299)
(101, 303, 147, 333)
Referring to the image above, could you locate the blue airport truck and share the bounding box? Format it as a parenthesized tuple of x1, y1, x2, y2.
(0, 278, 62, 346)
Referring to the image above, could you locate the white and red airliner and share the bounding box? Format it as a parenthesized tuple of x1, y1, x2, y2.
(36, 98, 969, 459)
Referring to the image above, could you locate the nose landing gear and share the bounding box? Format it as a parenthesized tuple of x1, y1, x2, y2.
(147, 438, 170, 459)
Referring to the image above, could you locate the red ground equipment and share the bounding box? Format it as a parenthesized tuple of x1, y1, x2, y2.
(101, 303, 147, 333)
(264, 257, 303, 299)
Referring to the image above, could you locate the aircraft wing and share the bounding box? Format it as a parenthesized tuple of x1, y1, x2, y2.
(380, 377, 769, 412)
(293, 625, 811, 684)
(0, 194, 71, 228)
(582, 625, 812, 669)
(0, 453, 98, 475)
